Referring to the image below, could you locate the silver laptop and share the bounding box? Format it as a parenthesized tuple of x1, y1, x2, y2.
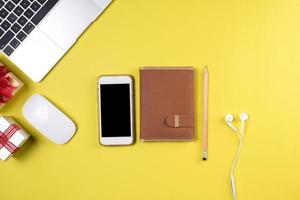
(0, 0, 111, 82)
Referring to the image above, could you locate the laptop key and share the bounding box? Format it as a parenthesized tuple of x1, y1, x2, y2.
(0, 8, 8, 19)
(23, 21, 34, 34)
(10, 38, 20, 49)
(24, 8, 34, 19)
(20, 0, 30, 9)
(30, 1, 40, 11)
(0, 30, 14, 49)
(16, 30, 26, 41)
(0, 28, 3, 37)
(11, 23, 21, 33)
(32, 0, 59, 25)
(3, 45, 14, 56)
(12, 0, 21, 4)
(13, 6, 24, 16)
(5, 1, 15, 11)
(7, 13, 17, 23)
(1, 20, 11, 30)
(0, 1, 4, 8)
(37, 0, 46, 4)
(17, 15, 27, 26)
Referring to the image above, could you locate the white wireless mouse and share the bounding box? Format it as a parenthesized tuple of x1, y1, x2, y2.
(22, 94, 76, 144)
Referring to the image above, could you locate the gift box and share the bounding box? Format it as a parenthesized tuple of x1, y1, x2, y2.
(0, 62, 23, 109)
(0, 116, 30, 161)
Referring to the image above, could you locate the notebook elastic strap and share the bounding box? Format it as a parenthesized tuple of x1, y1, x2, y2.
(165, 115, 194, 128)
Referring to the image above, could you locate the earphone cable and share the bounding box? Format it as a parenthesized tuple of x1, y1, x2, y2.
(230, 129, 244, 200)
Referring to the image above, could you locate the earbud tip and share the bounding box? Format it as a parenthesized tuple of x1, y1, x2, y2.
(225, 114, 234, 122)
(240, 113, 249, 121)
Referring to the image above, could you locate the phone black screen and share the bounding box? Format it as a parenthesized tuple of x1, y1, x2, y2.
(100, 84, 131, 137)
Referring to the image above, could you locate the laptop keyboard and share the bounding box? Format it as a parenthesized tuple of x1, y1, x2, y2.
(0, 0, 59, 56)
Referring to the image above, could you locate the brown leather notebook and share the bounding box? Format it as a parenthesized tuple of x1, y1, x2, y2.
(140, 67, 194, 141)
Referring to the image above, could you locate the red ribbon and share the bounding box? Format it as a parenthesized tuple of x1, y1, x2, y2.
(0, 66, 16, 104)
(0, 124, 20, 154)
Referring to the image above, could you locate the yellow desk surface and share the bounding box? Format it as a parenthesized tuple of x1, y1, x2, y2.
(1, 0, 300, 199)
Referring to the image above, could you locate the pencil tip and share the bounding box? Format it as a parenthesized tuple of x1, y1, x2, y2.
(202, 152, 208, 160)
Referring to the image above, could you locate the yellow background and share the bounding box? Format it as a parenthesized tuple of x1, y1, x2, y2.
(1, 0, 300, 199)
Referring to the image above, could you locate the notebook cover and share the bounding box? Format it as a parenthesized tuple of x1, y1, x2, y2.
(140, 67, 194, 141)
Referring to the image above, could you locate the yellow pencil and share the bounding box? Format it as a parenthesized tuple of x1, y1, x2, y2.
(202, 66, 208, 160)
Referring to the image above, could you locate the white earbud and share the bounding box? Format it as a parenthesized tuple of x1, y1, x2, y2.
(239, 113, 248, 137)
(225, 114, 238, 132)
(239, 112, 248, 121)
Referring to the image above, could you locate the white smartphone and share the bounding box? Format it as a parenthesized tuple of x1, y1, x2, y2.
(98, 75, 135, 146)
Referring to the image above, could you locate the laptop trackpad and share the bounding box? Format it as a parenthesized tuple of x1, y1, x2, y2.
(10, 28, 64, 82)
(38, 0, 102, 50)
